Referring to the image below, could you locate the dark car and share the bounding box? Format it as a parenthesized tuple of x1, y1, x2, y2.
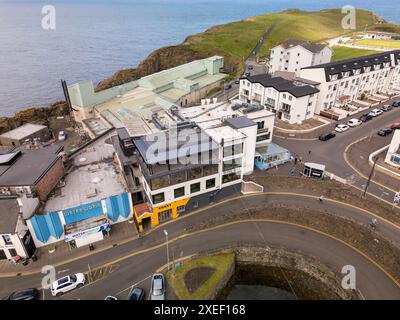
(319, 132, 336, 141)
(392, 100, 400, 107)
(245, 72, 251, 77)
(359, 114, 373, 122)
(5, 288, 39, 300)
(128, 287, 145, 301)
(381, 104, 393, 112)
(248, 65, 254, 70)
(377, 128, 393, 136)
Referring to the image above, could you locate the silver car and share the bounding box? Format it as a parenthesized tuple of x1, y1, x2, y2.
(150, 273, 166, 300)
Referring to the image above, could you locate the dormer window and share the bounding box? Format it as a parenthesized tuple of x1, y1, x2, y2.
(374, 64, 381, 70)
(354, 68, 361, 75)
(364, 66, 371, 72)
(330, 74, 338, 81)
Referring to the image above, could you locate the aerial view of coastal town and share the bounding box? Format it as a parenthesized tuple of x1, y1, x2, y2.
(1, 0, 400, 311)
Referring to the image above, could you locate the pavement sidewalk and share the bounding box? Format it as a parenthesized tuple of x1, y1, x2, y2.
(0, 220, 138, 276)
(346, 134, 399, 192)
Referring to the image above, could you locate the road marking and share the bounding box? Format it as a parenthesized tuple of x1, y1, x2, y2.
(274, 135, 318, 141)
(38, 219, 400, 298)
(2, 191, 399, 278)
(344, 136, 398, 194)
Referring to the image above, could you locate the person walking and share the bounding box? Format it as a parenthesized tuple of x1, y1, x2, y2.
(308, 150, 312, 156)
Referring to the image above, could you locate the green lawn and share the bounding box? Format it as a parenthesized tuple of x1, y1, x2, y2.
(166, 253, 235, 300)
(352, 39, 400, 48)
(185, 8, 378, 74)
(332, 46, 380, 61)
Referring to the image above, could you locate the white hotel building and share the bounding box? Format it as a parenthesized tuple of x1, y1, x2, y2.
(239, 74, 320, 124)
(299, 50, 400, 114)
(269, 40, 332, 75)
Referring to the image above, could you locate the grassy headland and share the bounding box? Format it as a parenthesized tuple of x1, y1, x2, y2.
(98, 8, 399, 90)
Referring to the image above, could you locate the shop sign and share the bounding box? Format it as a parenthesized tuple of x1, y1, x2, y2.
(64, 223, 110, 242)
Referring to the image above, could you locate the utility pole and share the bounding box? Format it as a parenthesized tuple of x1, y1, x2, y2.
(163, 230, 170, 271)
(363, 156, 378, 197)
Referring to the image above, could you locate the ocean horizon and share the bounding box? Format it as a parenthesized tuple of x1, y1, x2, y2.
(1, 0, 400, 116)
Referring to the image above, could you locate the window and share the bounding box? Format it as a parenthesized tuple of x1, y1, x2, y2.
(177, 205, 186, 213)
(174, 187, 185, 199)
(190, 182, 201, 193)
(223, 158, 242, 171)
(206, 178, 216, 189)
(152, 193, 165, 204)
(8, 249, 17, 257)
(203, 164, 218, 176)
(150, 176, 169, 190)
(222, 173, 240, 184)
(2, 235, 12, 245)
(187, 167, 202, 180)
(159, 209, 172, 222)
(223, 143, 243, 157)
(390, 154, 400, 164)
(170, 171, 186, 185)
(257, 121, 265, 130)
(256, 133, 271, 142)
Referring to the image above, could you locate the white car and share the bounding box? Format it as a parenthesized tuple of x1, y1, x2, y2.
(58, 131, 66, 141)
(369, 109, 383, 117)
(347, 119, 362, 127)
(150, 273, 166, 300)
(51, 273, 86, 297)
(335, 124, 350, 133)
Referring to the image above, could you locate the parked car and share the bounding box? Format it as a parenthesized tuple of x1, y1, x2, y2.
(391, 100, 400, 107)
(377, 128, 393, 136)
(359, 113, 373, 122)
(319, 132, 336, 141)
(381, 104, 393, 112)
(223, 83, 232, 90)
(5, 288, 39, 300)
(245, 72, 251, 77)
(58, 130, 66, 141)
(368, 108, 383, 117)
(335, 124, 350, 133)
(150, 273, 166, 300)
(347, 118, 362, 127)
(389, 122, 400, 130)
(248, 65, 254, 70)
(104, 296, 118, 300)
(128, 287, 145, 301)
(234, 80, 240, 84)
(51, 273, 86, 297)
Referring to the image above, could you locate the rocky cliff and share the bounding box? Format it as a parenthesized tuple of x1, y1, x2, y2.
(95, 45, 207, 92)
(0, 101, 69, 135)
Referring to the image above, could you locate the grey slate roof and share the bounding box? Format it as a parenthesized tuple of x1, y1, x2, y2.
(0, 198, 20, 234)
(280, 40, 327, 53)
(133, 126, 218, 165)
(225, 116, 256, 129)
(244, 74, 320, 98)
(302, 50, 400, 82)
(0, 144, 63, 186)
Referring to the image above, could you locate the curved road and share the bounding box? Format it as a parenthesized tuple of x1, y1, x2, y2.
(274, 104, 400, 203)
(1, 192, 399, 300)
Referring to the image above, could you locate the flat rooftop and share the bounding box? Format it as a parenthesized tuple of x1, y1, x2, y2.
(45, 136, 126, 212)
(0, 144, 63, 186)
(179, 100, 274, 130)
(0, 123, 47, 140)
(0, 198, 20, 234)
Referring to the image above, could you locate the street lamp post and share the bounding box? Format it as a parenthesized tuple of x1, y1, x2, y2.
(163, 230, 170, 271)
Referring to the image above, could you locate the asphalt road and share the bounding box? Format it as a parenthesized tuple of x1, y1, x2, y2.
(52, 221, 400, 300)
(1, 193, 399, 300)
(274, 102, 400, 203)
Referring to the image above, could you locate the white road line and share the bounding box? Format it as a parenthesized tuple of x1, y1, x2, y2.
(115, 274, 152, 296)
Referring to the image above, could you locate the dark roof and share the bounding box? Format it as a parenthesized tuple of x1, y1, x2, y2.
(0, 144, 63, 186)
(280, 40, 327, 53)
(225, 116, 256, 129)
(244, 74, 319, 98)
(302, 50, 400, 82)
(0, 198, 20, 234)
(133, 126, 218, 165)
